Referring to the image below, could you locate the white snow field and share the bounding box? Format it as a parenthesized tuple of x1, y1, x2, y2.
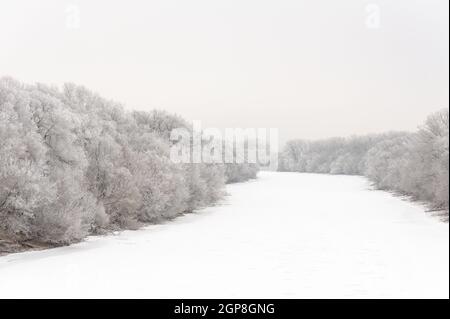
(0, 172, 448, 298)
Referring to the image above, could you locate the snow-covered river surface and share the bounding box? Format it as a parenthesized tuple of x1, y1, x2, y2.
(0, 172, 448, 298)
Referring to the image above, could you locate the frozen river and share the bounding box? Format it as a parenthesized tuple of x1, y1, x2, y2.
(0, 172, 448, 298)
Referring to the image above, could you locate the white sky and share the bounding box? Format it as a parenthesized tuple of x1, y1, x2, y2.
(1, 0, 448, 144)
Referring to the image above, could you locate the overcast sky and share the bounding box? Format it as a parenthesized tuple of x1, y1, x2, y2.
(1, 0, 448, 144)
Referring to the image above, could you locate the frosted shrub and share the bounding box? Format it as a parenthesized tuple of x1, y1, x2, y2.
(280, 111, 449, 213)
(0, 77, 258, 246)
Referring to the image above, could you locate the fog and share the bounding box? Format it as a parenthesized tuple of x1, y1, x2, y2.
(1, 0, 448, 144)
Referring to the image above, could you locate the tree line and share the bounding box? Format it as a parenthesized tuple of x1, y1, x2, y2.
(279, 109, 449, 213)
(0, 77, 257, 246)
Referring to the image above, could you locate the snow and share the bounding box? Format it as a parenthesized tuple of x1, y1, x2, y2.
(0, 172, 448, 298)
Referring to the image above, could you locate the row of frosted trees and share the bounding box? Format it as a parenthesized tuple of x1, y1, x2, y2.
(0, 78, 257, 245)
(279, 109, 449, 213)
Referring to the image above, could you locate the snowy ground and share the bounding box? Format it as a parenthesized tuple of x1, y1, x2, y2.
(0, 172, 448, 298)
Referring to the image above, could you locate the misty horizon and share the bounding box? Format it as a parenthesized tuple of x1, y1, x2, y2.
(1, 0, 448, 145)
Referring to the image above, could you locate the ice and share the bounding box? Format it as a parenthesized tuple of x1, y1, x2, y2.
(0, 172, 448, 298)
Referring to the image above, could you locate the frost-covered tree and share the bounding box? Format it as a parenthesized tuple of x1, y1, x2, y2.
(280, 110, 449, 213)
(279, 133, 406, 175)
(415, 109, 449, 209)
(364, 110, 449, 211)
(0, 82, 53, 240)
(0, 77, 258, 247)
(0, 78, 98, 244)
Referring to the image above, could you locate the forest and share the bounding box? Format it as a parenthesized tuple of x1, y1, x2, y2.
(0, 77, 257, 247)
(1, 76, 448, 253)
(279, 109, 449, 214)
